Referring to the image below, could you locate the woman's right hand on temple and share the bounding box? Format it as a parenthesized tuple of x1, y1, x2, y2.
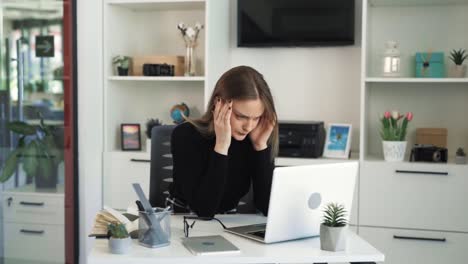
(213, 98, 232, 155)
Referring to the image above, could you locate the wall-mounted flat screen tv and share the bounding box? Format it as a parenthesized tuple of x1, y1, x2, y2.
(238, 0, 355, 47)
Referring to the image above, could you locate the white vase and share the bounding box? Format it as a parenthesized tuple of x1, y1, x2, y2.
(382, 141, 407, 162)
(448, 65, 467, 78)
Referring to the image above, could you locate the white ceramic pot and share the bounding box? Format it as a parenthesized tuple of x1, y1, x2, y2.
(320, 224, 347, 251)
(448, 65, 467, 78)
(109, 237, 131, 254)
(382, 141, 407, 162)
(455, 155, 467, 165)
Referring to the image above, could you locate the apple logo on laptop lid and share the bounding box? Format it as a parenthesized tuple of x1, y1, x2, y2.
(308, 192, 322, 210)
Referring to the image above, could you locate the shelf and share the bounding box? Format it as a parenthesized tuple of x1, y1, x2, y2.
(275, 156, 359, 167)
(108, 76, 205, 82)
(364, 155, 468, 166)
(369, 0, 468, 7)
(365, 77, 468, 83)
(106, 0, 205, 11)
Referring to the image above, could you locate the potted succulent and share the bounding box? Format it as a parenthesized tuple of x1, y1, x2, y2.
(455, 147, 466, 164)
(320, 203, 348, 251)
(112, 55, 131, 76)
(448, 49, 467, 78)
(0, 115, 62, 189)
(145, 118, 162, 152)
(380, 111, 413, 162)
(108, 222, 131, 254)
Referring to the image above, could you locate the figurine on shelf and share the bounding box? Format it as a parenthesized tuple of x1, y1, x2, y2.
(177, 22, 204, 76)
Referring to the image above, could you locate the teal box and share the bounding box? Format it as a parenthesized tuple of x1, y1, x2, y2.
(415, 52, 445, 78)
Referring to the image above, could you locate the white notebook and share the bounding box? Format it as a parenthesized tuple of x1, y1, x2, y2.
(181, 235, 241, 256)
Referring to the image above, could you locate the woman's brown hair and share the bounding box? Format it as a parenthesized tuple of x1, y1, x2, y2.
(185, 65, 279, 160)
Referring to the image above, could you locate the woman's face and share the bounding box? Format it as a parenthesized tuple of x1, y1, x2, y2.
(230, 98, 265, 141)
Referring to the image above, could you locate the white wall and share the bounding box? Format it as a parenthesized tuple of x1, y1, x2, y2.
(77, 0, 103, 263)
(78, 0, 363, 262)
(229, 0, 363, 152)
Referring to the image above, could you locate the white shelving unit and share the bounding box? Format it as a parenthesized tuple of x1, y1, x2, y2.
(361, 0, 468, 162)
(365, 77, 468, 83)
(358, 1, 468, 263)
(102, 0, 231, 209)
(108, 76, 205, 81)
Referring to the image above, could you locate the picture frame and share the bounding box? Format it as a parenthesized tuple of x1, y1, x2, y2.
(121, 123, 141, 151)
(323, 123, 352, 159)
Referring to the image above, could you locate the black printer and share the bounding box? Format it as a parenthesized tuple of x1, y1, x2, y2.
(278, 121, 325, 158)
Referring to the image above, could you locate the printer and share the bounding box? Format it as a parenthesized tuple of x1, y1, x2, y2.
(278, 121, 325, 158)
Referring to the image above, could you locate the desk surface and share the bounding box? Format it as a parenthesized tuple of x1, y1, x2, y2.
(88, 214, 384, 264)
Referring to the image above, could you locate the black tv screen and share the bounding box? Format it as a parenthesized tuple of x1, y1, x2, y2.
(238, 0, 355, 47)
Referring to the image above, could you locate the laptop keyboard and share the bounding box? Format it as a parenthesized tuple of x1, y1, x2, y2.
(248, 230, 266, 238)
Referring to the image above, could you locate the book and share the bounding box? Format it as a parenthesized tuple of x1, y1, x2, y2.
(181, 235, 241, 256)
(88, 205, 139, 238)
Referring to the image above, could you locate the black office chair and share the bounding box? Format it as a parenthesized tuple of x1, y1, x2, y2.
(148, 124, 256, 213)
(149, 125, 176, 208)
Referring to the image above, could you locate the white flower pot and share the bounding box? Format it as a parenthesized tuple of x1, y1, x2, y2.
(448, 65, 467, 78)
(455, 155, 466, 164)
(382, 141, 407, 162)
(109, 237, 131, 254)
(320, 224, 347, 251)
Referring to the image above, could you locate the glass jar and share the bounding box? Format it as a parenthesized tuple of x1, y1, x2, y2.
(382, 41, 401, 77)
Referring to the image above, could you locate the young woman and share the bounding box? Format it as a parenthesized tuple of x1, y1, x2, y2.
(168, 66, 279, 217)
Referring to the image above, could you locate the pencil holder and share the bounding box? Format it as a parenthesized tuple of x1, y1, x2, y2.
(138, 208, 171, 248)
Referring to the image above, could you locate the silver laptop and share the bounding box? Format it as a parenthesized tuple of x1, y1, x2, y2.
(224, 162, 358, 244)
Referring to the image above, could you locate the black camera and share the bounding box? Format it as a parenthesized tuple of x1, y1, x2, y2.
(143, 63, 175, 76)
(410, 144, 448, 163)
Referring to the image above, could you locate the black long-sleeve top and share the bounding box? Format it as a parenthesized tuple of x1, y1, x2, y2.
(169, 122, 274, 217)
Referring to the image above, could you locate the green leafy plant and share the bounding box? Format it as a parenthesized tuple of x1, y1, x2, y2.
(112, 55, 130, 69)
(449, 49, 467, 65)
(456, 147, 466, 157)
(0, 114, 62, 183)
(322, 203, 347, 227)
(145, 118, 162, 138)
(380, 111, 414, 141)
(108, 222, 129, 239)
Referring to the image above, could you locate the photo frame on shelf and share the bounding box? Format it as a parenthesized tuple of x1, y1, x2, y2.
(323, 123, 352, 159)
(121, 123, 141, 151)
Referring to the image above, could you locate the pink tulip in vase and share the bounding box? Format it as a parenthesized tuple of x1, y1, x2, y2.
(380, 111, 413, 161)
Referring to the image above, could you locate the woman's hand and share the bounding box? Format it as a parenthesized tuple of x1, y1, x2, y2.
(213, 98, 232, 155)
(249, 117, 275, 151)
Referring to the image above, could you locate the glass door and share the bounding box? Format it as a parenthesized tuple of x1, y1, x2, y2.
(0, 0, 76, 263)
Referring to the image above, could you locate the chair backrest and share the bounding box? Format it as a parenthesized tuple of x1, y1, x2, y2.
(148, 123, 256, 213)
(149, 125, 176, 207)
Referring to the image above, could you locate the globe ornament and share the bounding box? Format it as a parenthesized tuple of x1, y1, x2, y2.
(170, 103, 190, 124)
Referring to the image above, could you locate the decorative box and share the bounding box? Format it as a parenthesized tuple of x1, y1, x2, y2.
(416, 128, 447, 147)
(415, 52, 444, 78)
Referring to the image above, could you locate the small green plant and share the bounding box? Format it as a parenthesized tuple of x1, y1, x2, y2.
(112, 55, 130, 69)
(0, 114, 62, 183)
(380, 111, 414, 141)
(108, 222, 129, 239)
(322, 203, 347, 228)
(456, 147, 466, 157)
(449, 49, 467, 65)
(145, 118, 162, 138)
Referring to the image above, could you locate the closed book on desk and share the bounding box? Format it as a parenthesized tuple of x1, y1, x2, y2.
(181, 235, 240, 256)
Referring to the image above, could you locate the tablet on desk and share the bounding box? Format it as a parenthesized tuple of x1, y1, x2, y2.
(181, 235, 240, 256)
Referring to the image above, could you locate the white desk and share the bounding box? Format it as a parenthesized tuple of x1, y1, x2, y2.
(88, 214, 384, 264)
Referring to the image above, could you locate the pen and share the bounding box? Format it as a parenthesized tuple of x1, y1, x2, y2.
(135, 200, 145, 212)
